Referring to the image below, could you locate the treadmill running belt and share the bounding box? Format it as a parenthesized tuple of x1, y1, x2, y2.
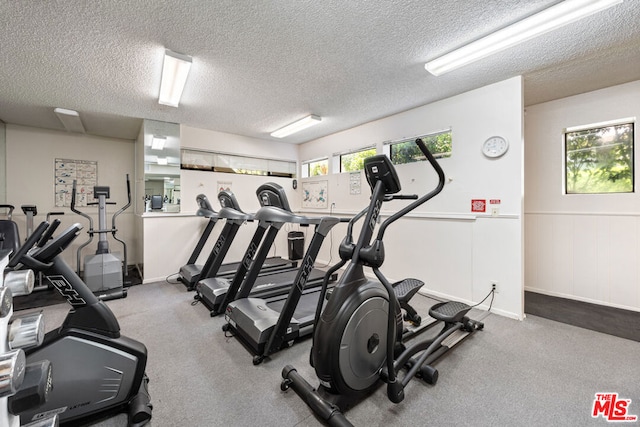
(217, 256, 291, 277)
(249, 268, 326, 297)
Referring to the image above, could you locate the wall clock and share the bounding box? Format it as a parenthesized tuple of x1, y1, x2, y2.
(482, 136, 509, 158)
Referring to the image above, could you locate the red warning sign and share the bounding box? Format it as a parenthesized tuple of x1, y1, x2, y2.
(489, 199, 501, 205)
(471, 199, 486, 213)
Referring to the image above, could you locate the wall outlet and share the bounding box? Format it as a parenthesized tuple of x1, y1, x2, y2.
(491, 281, 499, 293)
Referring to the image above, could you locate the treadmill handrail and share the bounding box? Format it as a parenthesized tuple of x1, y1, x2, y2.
(218, 207, 254, 222)
(254, 206, 322, 226)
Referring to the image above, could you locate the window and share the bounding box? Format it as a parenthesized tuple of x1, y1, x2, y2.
(338, 147, 377, 172)
(301, 158, 328, 178)
(386, 130, 452, 165)
(565, 121, 634, 194)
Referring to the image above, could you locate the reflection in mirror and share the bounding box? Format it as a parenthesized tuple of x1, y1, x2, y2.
(143, 120, 181, 213)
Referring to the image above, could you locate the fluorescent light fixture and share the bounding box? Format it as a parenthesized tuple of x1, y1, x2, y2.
(159, 49, 192, 107)
(157, 157, 168, 165)
(54, 107, 85, 133)
(425, 0, 623, 76)
(151, 135, 166, 150)
(270, 115, 322, 138)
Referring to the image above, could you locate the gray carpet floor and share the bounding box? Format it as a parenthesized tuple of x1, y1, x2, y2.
(25, 282, 640, 426)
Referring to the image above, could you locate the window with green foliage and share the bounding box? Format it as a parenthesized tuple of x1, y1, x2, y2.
(339, 147, 377, 172)
(387, 130, 452, 165)
(305, 158, 328, 177)
(565, 121, 634, 194)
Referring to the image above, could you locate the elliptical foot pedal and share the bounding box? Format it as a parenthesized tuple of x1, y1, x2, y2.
(392, 278, 424, 302)
(393, 278, 424, 326)
(429, 301, 471, 323)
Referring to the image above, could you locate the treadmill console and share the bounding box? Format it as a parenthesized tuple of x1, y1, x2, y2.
(256, 183, 292, 212)
(218, 190, 243, 211)
(196, 194, 216, 217)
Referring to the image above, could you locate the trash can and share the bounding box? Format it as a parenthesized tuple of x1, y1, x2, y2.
(288, 231, 305, 261)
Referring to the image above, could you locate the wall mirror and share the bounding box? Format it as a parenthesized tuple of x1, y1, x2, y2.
(143, 120, 181, 213)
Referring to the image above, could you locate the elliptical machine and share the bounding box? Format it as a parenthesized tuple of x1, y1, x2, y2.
(71, 175, 132, 300)
(5, 220, 152, 426)
(281, 139, 485, 426)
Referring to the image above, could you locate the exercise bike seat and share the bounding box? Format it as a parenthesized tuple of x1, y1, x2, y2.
(429, 301, 471, 323)
(392, 278, 424, 303)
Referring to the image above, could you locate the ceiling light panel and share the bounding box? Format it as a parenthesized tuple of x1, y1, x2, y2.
(425, 0, 624, 76)
(159, 50, 192, 107)
(271, 115, 322, 138)
(54, 107, 85, 133)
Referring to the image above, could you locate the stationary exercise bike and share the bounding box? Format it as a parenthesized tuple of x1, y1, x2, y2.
(5, 220, 152, 426)
(281, 139, 484, 426)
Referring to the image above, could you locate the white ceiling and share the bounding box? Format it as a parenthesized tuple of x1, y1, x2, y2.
(1, 0, 639, 143)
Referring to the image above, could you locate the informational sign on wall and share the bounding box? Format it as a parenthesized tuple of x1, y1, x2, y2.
(471, 199, 486, 213)
(349, 172, 361, 195)
(217, 180, 232, 192)
(55, 158, 97, 207)
(302, 180, 328, 209)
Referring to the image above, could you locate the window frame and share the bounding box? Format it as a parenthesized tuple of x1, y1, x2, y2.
(301, 157, 329, 178)
(383, 128, 452, 165)
(563, 119, 635, 195)
(333, 145, 377, 173)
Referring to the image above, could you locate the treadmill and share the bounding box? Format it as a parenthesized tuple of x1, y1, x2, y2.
(223, 204, 340, 365)
(178, 194, 220, 289)
(196, 183, 337, 317)
(178, 191, 294, 291)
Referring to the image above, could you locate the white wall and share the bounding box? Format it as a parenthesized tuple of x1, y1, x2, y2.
(0, 122, 6, 203)
(299, 76, 524, 319)
(5, 125, 137, 270)
(525, 80, 640, 312)
(141, 126, 299, 283)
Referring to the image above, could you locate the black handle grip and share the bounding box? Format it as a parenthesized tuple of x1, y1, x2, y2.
(7, 222, 49, 268)
(36, 219, 61, 247)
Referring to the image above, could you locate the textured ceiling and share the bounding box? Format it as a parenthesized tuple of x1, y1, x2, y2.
(0, 0, 638, 143)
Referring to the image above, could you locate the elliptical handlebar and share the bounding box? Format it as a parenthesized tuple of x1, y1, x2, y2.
(70, 180, 93, 225)
(111, 174, 131, 232)
(375, 138, 445, 241)
(70, 179, 94, 275)
(111, 174, 132, 280)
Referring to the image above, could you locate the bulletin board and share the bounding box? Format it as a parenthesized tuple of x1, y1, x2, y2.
(55, 158, 97, 207)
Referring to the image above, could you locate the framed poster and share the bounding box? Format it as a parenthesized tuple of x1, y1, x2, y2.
(302, 180, 328, 209)
(55, 158, 97, 207)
